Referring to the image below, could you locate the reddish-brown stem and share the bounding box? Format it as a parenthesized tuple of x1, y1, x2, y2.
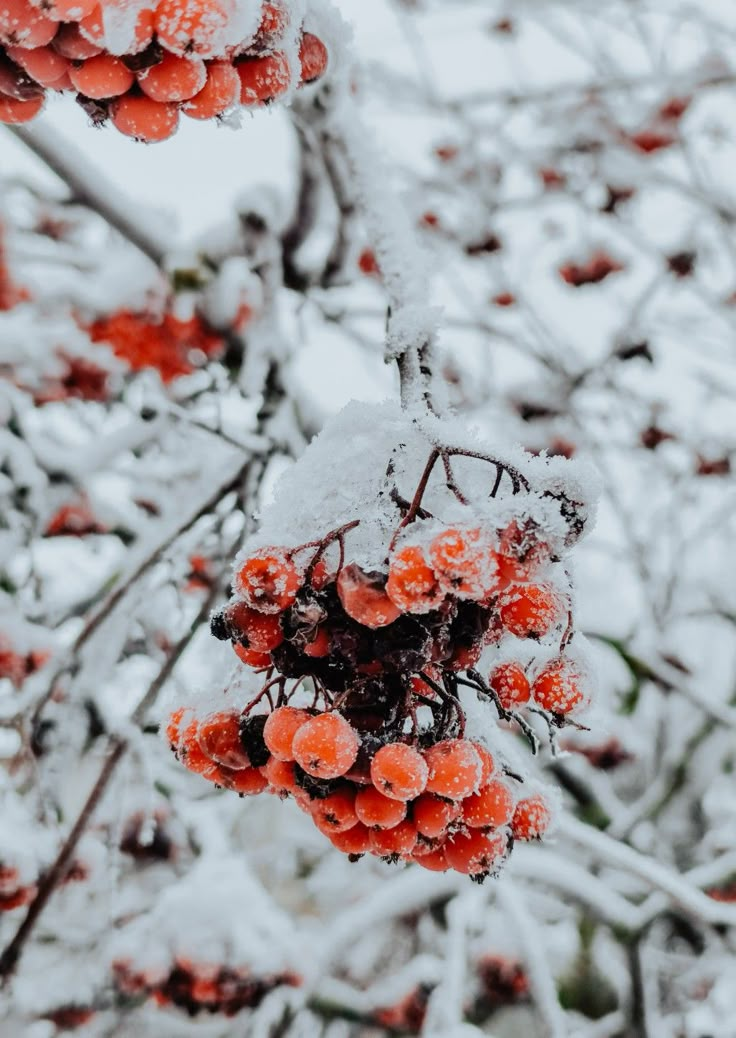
(389, 448, 441, 550)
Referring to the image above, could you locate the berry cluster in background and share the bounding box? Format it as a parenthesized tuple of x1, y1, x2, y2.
(167, 402, 598, 880)
(0, 0, 329, 139)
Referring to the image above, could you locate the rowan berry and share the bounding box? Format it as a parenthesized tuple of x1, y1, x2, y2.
(412, 792, 461, 838)
(261, 756, 298, 796)
(496, 521, 546, 582)
(0, 886, 35, 910)
(197, 712, 250, 769)
(370, 742, 428, 801)
(308, 555, 333, 591)
(6, 44, 68, 86)
(69, 54, 135, 99)
(178, 721, 219, 778)
(424, 739, 483, 800)
(226, 601, 284, 651)
(471, 742, 496, 785)
(139, 52, 206, 103)
(165, 707, 188, 747)
(489, 662, 531, 709)
(429, 527, 493, 599)
(445, 828, 507, 876)
(355, 786, 407, 829)
(386, 545, 445, 614)
(37, 0, 96, 20)
(235, 549, 302, 613)
(444, 640, 484, 672)
(233, 643, 272, 668)
(370, 819, 417, 857)
(183, 60, 239, 119)
(304, 627, 330, 658)
(79, 4, 154, 52)
(52, 23, 103, 59)
(311, 787, 358, 834)
(462, 779, 514, 829)
(292, 712, 359, 779)
(258, 1, 288, 35)
(263, 706, 311, 761)
(110, 95, 179, 143)
(337, 564, 401, 629)
(413, 843, 449, 871)
(237, 51, 290, 105)
(511, 795, 551, 840)
(154, 0, 228, 56)
(0, 92, 44, 123)
(329, 821, 371, 856)
(299, 31, 328, 83)
(218, 765, 269, 796)
(531, 658, 584, 714)
(0, 0, 56, 49)
(499, 584, 561, 639)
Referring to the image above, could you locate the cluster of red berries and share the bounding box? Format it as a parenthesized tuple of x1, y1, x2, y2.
(85, 307, 224, 381)
(113, 956, 300, 1016)
(168, 705, 552, 879)
(0, 0, 329, 141)
(0, 865, 35, 911)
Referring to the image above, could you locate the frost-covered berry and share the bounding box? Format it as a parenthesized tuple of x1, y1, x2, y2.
(68, 54, 134, 99)
(299, 31, 328, 83)
(177, 720, 220, 778)
(412, 792, 461, 838)
(235, 549, 302, 613)
(154, 0, 228, 56)
(355, 786, 407, 829)
(337, 564, 401, 629)
(429, 527, 494, 599)
(110, 95, 180, 144)
(462, 779, 515, 829)
(312, 787, 358, 834)
(183, 60, 240, 120)
(369, 819, 417, 857)
(489, 662, 531, 709)
(386, 545, 445, 614)
(0, 0, 56, 49)
(263, 706, 311, 761)
(237, 51, 290, 105)
(445, 828, 507, 877)
(499, 583, 562, 639)
(226, 601, 284, 651)
(424, 739, 483, 800)
(218, 765, 269, 796)
(531, 658, 585, 714)
(292, 712, 360, 779)
(370, 743, 429, 801)
(472, 742, 496, 785)
(197, 712, 250, 770)
(261, 756, 298, 797)
(233, 644, 272, 668)
(138, 52, 207, 104)
(511, 795, 551, 840)
(329, 821, 371, 856)
(413, 843, 449, 872)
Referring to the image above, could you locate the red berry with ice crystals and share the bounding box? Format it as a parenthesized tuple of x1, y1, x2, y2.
(499, 583, 562, 639)
(292, 712, 360, 779)
(386, 544, 445, 614)
(424, 739, 483, 800)
(235, 549, 302, 613)
(511, 795, 551, 840)
(337, 564, 401, 629)
(532, 658, 585, 714)
(489, 662, 531, 709)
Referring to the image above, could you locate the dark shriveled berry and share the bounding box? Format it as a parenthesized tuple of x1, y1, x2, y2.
(238, 715, 270, 768)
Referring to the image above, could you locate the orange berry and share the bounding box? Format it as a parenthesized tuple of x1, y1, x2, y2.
(311, 787, 358, 834)
(183, 59, 238, 119)
(292, 712, 359, 779)
(218, 765, 269, 796)
(154, 0, 228, 56)
(424, 739, 482, 800)
(79, 4, 154, 52)
(139, 52, 206, 103)
(355, 786, 407, 829)
(511, 795, 551, 840)
(429, 527, 494, 599)
(329, 821, 371, 856)
(445, 828, 507, 876)
(413, 843, 449, 871)
(197, 711, 249, 770)
(178, 721, 219, 778)
(386, 545, 445, 614)
(337, 564, 401, 629)
(370, 743, 428, 801)
(110, 94, 179, 143)
(489, 662, 531, 709)
(263, 706, 311, 761)
(0, 92, 43, 123)
(445, 640, 484, 672)
(227, 601, 284, 651)
(233, 643, 272, 668)
(0, 0, 56, 48)
(309, 555, 333, 591)
(370, 819, 417, 857)
(165, 706, 188, 746)
(258, 1, 287, 36)
(462, 779, 515, 829)
(532, 658, 585, 714)
(235, 549, 301, 613)
(412, 793, 461, 838)
(261, 756, 298, 796)
(472, 742, 496, 786)
(6, 44, 68, 86)
(52, 23, 102, 58)
(304, 626, 330, 658)
(237, 51, 290, 105)
(69, 54, 134, 99)
(499, 584, 562, 639)
(299, 31, 328, 83)
(38, 0, 97, 20)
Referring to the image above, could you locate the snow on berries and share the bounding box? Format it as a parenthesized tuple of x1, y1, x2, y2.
(0, 0, 331, 140)
(166, 402, 599, 880)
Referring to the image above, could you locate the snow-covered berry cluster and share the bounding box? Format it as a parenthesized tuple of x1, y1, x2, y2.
(166, 402, 599, 880)
(0, 0, 329, 140)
